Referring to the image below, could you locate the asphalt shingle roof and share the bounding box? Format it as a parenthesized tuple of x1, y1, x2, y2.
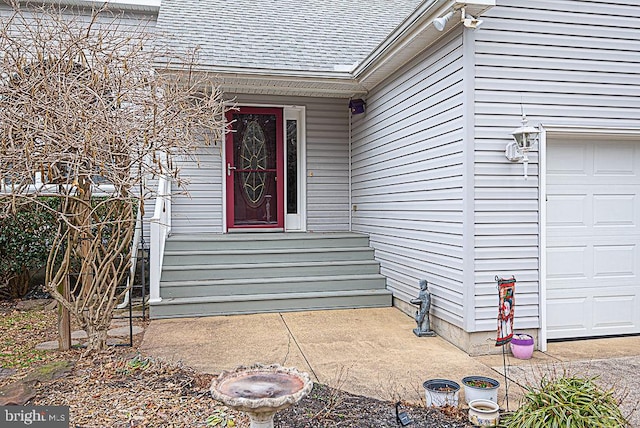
(156, 0, 422, 73)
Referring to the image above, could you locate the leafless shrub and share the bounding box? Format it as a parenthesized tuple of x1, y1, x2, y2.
(376, 370, 422, 404)
(312, 365, 350, 421)
(0, 1, 227, 353)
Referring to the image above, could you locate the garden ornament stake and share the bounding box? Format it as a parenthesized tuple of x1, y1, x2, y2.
(395, 401, 413, 426)
(495, 275, 517, 411)
(410, 280, 436, 337)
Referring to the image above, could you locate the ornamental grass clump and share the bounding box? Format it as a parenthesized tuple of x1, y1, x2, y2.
(499, 375, 628, 427)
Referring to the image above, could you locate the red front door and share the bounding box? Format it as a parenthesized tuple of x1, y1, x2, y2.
(225, 107, 284, 230)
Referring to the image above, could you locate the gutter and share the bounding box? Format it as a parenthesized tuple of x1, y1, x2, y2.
(154, 65, 368, 98)
(23, 0, 161, 12)
(157, 64, 356, 81)
(353, 0, 452, 79)
(353, 0, 495, 91)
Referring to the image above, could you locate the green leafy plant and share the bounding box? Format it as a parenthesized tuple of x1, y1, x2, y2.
(117, 354, 152, 375)
(464, 379, 493, 388)
(0, 197, 59, 299)
(127, 354, 152, 371)
(499, 375, 628, 427)
(206, 408, 236, 427)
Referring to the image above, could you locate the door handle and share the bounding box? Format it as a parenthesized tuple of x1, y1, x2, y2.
(227, 163, 237, 176)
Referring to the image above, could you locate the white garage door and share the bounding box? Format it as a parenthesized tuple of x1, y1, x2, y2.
(546, 137, 640, 340)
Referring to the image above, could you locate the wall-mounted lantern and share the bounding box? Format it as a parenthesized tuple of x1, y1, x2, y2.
(349, 99, 366, 115)
(505, 113, 540, 180)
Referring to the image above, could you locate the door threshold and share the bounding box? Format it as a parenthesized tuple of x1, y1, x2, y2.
(227, 228, 285, 233)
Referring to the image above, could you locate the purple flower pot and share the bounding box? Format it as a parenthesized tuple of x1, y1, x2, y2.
(510, 334, 534, 360)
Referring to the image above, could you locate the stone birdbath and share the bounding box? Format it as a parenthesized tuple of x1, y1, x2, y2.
(211, 363, 313, 428)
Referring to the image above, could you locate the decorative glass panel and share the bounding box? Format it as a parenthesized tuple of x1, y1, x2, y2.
(240, 120, 267, 206)
(231, 113, 278, 225)
(286, 119, 297, 214)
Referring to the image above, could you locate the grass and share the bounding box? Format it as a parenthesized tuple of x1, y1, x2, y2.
(0, 303, 58, 369)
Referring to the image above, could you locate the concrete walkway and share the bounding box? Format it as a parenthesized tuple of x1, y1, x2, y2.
(140, 307, 640, 422)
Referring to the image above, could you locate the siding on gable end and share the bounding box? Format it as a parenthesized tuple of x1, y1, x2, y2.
(351, 29, 466, 328)
(473, 0, 640, 332)
(169, 94, 351, 234)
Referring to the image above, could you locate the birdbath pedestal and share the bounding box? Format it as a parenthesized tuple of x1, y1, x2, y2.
(211, 364, 313, 428)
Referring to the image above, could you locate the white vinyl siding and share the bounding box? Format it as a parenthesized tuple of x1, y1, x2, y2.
(170, 146, 224, 234)
(351, 29, 466, 328)
(473, 0, 640, 332)
(169, 94, 350, 234)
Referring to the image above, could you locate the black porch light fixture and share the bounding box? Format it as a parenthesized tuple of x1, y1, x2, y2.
(349, 98, 366, 115)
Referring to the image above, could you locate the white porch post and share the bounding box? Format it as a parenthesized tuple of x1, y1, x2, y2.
(149, 216, 162, 304)
(149, 175, 171, 304)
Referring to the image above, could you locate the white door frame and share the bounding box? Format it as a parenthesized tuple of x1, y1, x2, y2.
(284, 106, 307, 231)
(539, 125, 640, 351)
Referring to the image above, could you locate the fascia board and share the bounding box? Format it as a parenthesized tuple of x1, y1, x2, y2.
(154, 64, 355, 81)
(352, 0, 453, 78)
(22, 0, 161, 12)
(155, 67, 367, 98)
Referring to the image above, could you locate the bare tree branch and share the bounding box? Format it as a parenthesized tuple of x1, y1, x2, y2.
(0, 2, 227, 353)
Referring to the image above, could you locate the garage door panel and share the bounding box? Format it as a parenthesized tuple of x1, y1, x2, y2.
(592, 295, 636, 329)
(547, 295, 589, 338)
(547, 137, 640, 339)
(593, 194, 636, 226)
(594, 142, 637, 177)
(547, 194, 587, 227)
(547, 143, 588, 175)
(547, 246, 588, 279)
(593, 245, 636, 278)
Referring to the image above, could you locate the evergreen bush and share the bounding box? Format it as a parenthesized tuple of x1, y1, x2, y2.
(0, 197, 59, 299)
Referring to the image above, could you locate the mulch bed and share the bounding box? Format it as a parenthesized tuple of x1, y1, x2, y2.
(276, 383, 471, 427)
(1, 299, 473, 427)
